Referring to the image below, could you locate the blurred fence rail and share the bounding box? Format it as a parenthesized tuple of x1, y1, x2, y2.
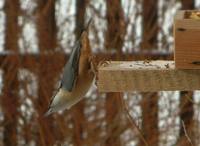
(0, 0, 200, 146)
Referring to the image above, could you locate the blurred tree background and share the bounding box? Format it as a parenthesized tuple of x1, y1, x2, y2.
(0, 0, 200, 146)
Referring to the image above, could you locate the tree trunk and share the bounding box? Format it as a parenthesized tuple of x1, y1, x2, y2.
(37, 0, 57, 52)
(105, 93, 123, 146)
(140, 93, 159, 146)
(181, 0, 194, 9)
(105, 0, 126, 146)
(1, 0, 20, 146)
(141, 0, 158, 50)
(140, 0, 159, 146)
(36, 0, 57, 145)
(105, 0, 126, 53)
(71, 0, 87, 145)
(177, 92, 195, 146)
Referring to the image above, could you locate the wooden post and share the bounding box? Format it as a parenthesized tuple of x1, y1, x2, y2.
(98, 61, 200, 92)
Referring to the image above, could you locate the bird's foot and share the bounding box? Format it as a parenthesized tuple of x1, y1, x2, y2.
(89, 56, 99, 86)
(94, 60, 111, 86)
(89, 57, 112, 86)
(89, 55, 98, 75)
(98, 59, 111, 68)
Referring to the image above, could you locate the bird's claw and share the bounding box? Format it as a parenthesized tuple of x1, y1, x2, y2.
(89, 57, 111, 86)
(89, 57, 99, 86)
(94, 60, 111, 86)
(89, 55, 98, 75)
(98, 60, 111, 68)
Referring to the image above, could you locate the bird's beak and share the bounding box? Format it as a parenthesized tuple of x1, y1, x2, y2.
(80, 18, 92, 41)
(85, 18, 92, 32)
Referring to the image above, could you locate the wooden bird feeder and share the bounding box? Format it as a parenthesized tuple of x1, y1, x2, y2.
(174, 10, 200, 69)
(97, 10, 200, 92)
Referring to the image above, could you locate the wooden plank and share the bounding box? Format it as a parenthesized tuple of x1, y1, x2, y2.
(174, 10, 184, 20)
(97, 61, 200, 92)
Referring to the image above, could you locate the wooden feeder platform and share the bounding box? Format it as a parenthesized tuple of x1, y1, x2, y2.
(97, 10, 200, 92)
(97, 61, 200, 92)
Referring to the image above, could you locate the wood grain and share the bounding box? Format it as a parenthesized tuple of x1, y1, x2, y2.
(174, 10, 200, 69)
(97, 61, 200, 92)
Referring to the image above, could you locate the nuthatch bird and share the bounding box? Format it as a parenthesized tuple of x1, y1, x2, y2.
(45, 19, 95, 116)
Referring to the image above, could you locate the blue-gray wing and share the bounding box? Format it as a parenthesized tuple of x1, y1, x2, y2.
(61, 42, 81, 91)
